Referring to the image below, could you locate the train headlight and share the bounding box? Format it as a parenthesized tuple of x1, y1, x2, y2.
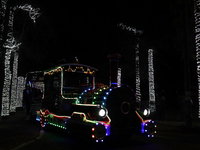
(99, 109, 106, 117)
(143, 109, 150, 116)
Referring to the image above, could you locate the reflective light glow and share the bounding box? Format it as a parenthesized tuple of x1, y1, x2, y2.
(194, 0, 200, 118)
(148, 49, 156, 112)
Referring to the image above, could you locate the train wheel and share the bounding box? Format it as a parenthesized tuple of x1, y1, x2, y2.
(107, 86, 136, 139)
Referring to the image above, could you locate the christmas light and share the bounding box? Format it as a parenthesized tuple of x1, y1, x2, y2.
(1, 4, 40, 116)
(194, 0, 200, 118)
(148, 49, 156, 112)
(0, 0, 8, 51)
(118, 23, 143, 102)
(1, 37, 20, 116)
(10, 52, 19, 112)
(16, 76, 25, 108)
(17, 4, 41, 23)
(135, 43, 141, 102)
(117, 68, 121, 87)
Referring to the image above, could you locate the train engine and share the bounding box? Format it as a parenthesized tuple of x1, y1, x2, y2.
(36, 54, 156, 142)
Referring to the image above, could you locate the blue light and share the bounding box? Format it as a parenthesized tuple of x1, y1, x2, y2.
(103, 97, 106, 100)
(141, 123, 145, 133)
(106, 92, 109, 95)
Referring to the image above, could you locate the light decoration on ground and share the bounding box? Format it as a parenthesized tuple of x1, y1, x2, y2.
(194, 0, 200, 118)
(1, 4, 40, 116)
(118, 23, 143, 102)
(148, 49, 156, 112)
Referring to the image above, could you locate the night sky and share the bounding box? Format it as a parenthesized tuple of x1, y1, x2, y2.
(6, 0, 197, 105)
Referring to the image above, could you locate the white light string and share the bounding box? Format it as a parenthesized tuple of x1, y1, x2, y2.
(118, 23, 142, 102)
(1, 3, 40, 116)
(194, 0, 200, 118)
(16, 76, 25, 108)
(148, 49, 156, 112)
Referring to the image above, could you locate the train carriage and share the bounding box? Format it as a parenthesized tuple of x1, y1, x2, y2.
(36, 54, 156, 142)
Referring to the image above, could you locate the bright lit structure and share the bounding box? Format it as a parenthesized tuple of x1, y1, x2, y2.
(148, 49, 156, 112)
(1, 3, 40, 116)
(118, 23, 143, 102)
(194, 0, 200, 118)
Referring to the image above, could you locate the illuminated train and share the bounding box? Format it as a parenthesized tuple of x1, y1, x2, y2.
(35, 54, 156, 142)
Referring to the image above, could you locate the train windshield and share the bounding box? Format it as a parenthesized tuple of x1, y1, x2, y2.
(63, 72, 93, 89)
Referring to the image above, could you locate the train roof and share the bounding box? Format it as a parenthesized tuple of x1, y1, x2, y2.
(44, 63, 98, 75)
(60, 63, 98, 71)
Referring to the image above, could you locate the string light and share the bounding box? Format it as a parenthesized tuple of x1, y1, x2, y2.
(1, 4, 40, 116)
(16, 76, 25, 108)
(0, 0, 8, 54)
(10, 52, 19, 112)
(135, 43, 141, 102)
(17, 4, 41, 23)
(1, 37, 20, 116)
(118, 23, 142, 102)
(194, 0, 200, 118)
(117, 68, 121, 87)
(118, 23, 143, 35)
(148, 49, 156, 112)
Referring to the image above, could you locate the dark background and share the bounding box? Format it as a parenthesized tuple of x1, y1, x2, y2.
(1, 0, 198, 118)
